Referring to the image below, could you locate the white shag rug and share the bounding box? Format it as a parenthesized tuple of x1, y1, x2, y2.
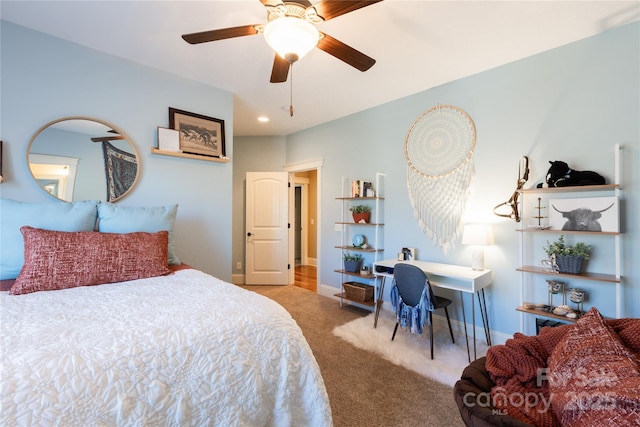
(332, 309, 488, 387)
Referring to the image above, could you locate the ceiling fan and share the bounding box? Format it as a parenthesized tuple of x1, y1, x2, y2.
(182, 0, 383, 84)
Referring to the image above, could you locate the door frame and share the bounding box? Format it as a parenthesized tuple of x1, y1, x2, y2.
(294, 177, 309, 266)
(284, 158, 323, 291)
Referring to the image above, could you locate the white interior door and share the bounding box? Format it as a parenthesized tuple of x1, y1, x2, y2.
(245, 172, 290, 285)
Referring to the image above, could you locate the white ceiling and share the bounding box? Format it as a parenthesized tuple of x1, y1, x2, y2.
(2, 1, 638, 136)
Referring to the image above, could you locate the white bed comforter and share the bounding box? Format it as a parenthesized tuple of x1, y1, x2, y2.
(1, 269, 332, 427)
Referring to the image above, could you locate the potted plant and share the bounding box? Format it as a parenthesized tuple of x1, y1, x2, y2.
(343, 252, 363, 273)
(543, 235, 592, 274)
(349, 205, 371, 223)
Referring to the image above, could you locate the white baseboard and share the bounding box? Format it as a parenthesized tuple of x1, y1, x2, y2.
(318, 283, 342, 300)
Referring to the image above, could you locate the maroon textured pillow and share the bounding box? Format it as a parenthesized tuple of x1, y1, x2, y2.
(548, 307, 640, 426)
(10, 226, 172, 295)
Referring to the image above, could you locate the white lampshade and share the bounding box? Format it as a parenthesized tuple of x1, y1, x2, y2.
(264, 17, 319, 63)
(461, 224, 494, 270)
(461, 224, 494, 246)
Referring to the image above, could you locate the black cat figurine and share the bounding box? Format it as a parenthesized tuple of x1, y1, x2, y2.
(537, 160, 606, 188)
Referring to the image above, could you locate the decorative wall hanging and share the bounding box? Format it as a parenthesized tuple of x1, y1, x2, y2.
(102, 141, 138, 202)
(404, 105, 476, 253)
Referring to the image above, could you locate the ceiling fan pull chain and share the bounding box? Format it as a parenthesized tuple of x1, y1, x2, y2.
(289, 64, 294, 117)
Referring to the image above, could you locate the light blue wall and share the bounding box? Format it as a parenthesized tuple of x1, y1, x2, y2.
(0, 21, 234, 280)
(232, 136, 287, 278)
(244, 22, 639, 337)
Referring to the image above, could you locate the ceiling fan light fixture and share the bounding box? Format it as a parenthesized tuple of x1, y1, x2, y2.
(264, 17, 319, 63)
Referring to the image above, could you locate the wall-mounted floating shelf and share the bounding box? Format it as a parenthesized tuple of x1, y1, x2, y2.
(150, 148, 229, 163)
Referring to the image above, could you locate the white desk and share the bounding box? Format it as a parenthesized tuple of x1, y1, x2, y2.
(373, 259, 493, 361)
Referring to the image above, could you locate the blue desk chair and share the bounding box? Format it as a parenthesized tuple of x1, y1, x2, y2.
(391, 263, 455, 359)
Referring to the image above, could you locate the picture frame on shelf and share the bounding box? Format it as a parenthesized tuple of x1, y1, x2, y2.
(549, 196, 619, 232)
(157, 127, 180, 152)
(169, 108, 226, 158)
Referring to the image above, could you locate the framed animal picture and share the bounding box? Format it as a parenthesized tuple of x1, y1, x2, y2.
(169, 108, 226, 158)
(549, 197, 619, 233)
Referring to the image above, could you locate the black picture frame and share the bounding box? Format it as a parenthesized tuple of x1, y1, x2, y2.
(169, 108, 226, 158)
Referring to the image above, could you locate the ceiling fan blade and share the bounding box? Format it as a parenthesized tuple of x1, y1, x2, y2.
(182, 25, 260, 45)
(270, 54, 291, 83)
(317, 33, 375, 72)
(310, 0, 382, 21)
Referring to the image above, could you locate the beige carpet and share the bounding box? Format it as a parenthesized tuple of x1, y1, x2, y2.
(240, 283, 466, 427)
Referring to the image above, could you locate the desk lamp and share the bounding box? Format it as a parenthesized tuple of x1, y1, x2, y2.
(461, 224, 494, 270)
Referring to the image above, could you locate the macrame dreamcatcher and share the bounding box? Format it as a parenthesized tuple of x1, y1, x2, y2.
(405, 105, 476, 253)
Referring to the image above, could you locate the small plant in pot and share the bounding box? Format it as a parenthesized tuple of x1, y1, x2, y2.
(343, 252, 363, 273)
(349, 205, 371, 223)
(543, 235, 592, 274)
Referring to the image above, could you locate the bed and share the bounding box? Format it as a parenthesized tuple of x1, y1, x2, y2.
(0, 199, 332, 426)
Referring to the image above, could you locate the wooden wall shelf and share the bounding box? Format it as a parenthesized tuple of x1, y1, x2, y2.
(516, 229, 620, 236)
(334, 269, 376, 280)
(516, 265, 621, 283)
(518, 184, 619, 194)
(516, 306, 577, 323)
(334, 245, 382, 252)
(151, 148, 229, 163)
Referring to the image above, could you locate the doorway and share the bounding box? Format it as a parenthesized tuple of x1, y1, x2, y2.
(285, 159, 322, 293)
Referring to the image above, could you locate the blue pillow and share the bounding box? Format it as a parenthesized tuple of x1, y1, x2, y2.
(0, 199, 99, 280)
(97, 203, 180, 265)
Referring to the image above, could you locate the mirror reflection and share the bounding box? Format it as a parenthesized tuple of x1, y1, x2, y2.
(27, 117, 139, 202)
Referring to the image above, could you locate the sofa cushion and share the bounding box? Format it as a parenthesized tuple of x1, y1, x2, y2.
(548, 307, 640, 426)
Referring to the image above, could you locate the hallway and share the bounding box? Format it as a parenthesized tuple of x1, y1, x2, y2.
(294, 265, 316, 292)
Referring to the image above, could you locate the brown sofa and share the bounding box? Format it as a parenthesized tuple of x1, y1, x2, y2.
(453, 308, 640, 427)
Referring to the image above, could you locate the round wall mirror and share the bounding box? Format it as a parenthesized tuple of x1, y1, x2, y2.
(27, 117, 139, 202)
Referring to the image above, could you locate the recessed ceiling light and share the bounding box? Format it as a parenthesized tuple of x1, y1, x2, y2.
(258, 116, 269, 123)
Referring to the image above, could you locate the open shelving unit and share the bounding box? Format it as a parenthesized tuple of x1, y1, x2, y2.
(516, 144, 623, 333)
(334, 173, 384, 311)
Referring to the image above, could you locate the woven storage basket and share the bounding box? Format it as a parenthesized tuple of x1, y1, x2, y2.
(555, 255, 584, 274)
(343, 282, 374, 302)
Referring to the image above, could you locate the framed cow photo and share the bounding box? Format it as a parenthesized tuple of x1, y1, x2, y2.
(549, 196, 619, 233)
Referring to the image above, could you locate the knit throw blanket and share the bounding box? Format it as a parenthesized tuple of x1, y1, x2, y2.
(390, 284, 432, 335)
(486, 309, 640, 426)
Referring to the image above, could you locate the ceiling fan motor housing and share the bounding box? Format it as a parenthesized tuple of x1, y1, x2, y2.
(263, 15, 319, 62)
